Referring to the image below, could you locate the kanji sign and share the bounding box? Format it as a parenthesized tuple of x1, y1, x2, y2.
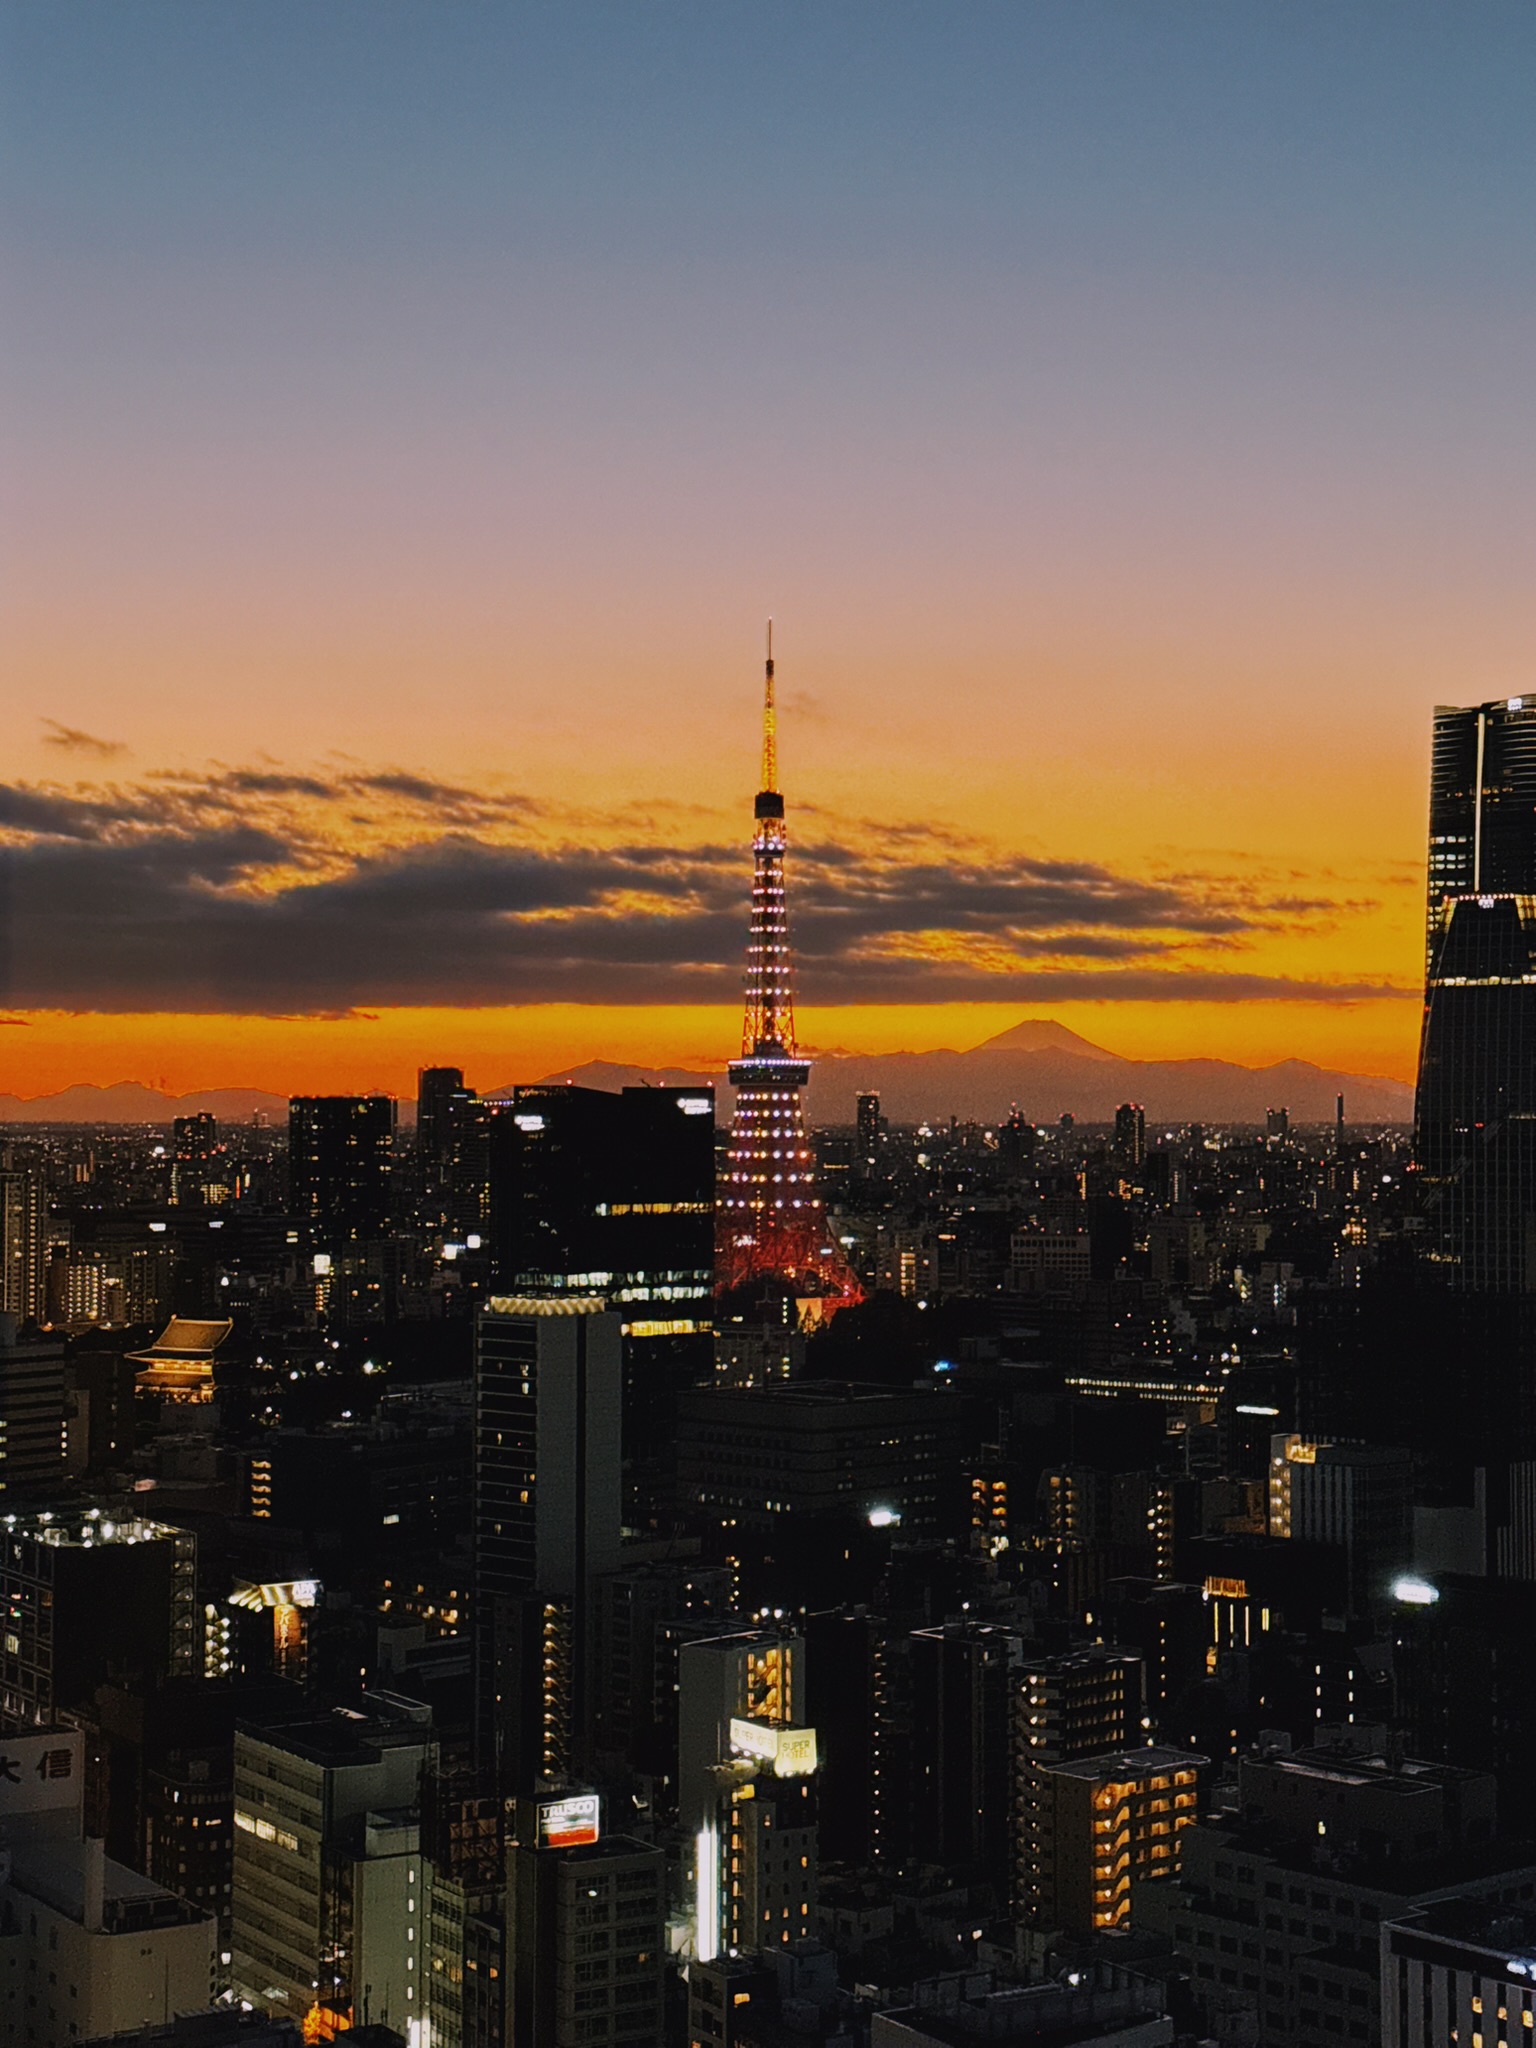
(0, 1732, 84, 1817)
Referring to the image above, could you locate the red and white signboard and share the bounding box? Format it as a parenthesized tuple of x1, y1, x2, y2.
(538, 1793, 600, 1849)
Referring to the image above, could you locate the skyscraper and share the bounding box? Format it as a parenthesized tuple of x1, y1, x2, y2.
(472, 1296, 623, 1790)
(169, 1111, 219, 1206)
(287, 1094, 396, 1246)
(855, 1091, 882, 1169)
(717, 633, 860, 1312)
(0, 1158, 47, 1324)
(416, 1065, 479, 1230)
(1416, 696, 1536, 1290)
(1113, 1102, 1146, 1169)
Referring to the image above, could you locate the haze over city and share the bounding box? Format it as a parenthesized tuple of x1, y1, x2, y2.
(5, 4, 1534, 1102)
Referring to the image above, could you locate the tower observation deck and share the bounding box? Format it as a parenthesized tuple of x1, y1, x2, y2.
(716, 631, 862, 1313)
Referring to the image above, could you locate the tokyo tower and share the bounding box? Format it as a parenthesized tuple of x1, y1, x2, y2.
(716, 630, 862, 1313)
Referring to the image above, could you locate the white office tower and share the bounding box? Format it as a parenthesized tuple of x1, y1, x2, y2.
(229, 1691, 430, 2036)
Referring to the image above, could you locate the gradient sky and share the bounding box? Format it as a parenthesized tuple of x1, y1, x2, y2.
(3, 3, 1534, 1098)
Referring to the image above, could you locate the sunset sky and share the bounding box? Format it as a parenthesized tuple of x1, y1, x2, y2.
(3, 3, 1534, 1099)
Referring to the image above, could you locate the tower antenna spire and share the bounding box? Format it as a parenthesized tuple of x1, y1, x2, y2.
(761, 619, 777, 794)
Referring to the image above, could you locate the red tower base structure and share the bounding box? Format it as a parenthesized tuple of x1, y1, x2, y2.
(717, 1049, 862, 1313)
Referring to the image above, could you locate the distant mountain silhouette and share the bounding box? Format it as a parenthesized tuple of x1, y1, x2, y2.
(497, 1061, 717, 1098)
(523, 1018, 1413, 1124)
(0, 1083, 291, 1125)
(4, 1019, 1412, 1125)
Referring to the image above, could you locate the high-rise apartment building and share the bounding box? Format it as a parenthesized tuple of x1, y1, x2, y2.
(1114, 1104, 1147, 1170)
(1416, 696, 1536, 1290)
(0, 1161, 47, 1324)
(856, 1092, 882, 1169)
(417, 1067, 483, 1233)
(421, 1762, 506, 2048)
(1015, 1646, 1146, 1925)
(1029, 1745, 1204, 1935)
(677, 1627, 820, 1963)
(170, 1112, 220, 1206)
(473, 1297, 623, 1790)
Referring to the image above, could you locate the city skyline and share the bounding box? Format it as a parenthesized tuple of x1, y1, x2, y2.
(5, 5, 1534, 1096)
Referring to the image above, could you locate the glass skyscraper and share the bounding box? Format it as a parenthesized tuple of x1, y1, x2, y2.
(1416, 695, 1536, 1291)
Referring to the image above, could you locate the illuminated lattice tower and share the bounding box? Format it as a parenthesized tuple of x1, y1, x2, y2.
(716, 632, 861, 1312)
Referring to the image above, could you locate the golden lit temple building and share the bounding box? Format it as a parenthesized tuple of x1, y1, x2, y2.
(127, 1316, 233, 1404)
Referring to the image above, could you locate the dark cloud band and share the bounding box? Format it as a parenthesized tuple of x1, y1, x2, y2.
(0, 767, 1405, 1016)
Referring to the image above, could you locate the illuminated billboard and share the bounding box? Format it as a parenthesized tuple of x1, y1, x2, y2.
(728, 1718, 818, 1777)
(538, 1793, 600, 1849)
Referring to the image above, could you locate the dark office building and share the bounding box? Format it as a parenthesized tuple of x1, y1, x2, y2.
(1394, 1571, 1536, 1836)
(418, 1065, 469, 1174)
(909, 1621, 1019, 1897)
(0, 1323, 67, 1500)
(473, 1298, 623, 1790)
(674, 1380, 975, 1544)
(287, 1094, 396, 1246)
(0, 1512, 197, 1730)
(1416, 696, 1536, 1291)
(488, 1083, 714, 1475)
(506, 1793, 666, 2048)
(488, 1083, 713, 1319)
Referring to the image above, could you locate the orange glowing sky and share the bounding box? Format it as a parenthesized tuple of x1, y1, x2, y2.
(3, 6, 1533, 1103)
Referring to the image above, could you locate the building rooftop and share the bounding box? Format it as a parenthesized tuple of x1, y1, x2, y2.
(126, 1316, 233, 1364)
(1189, 1816, 1536, 1896)
(684, 1378, 956, 1409)
(9, 1839, 210, 1934)
(1252, 1743, 1491, 1796)
(876, 1968, 1170, 2048)
(237, 1697, 431, 1765)
(1045, 1746, 1205, 1784)
(0, 1509, 189, 1550)
(1386, 1897, 1536, 1960)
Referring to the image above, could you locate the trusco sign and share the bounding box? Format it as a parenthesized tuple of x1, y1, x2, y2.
(538, 1794, 601, 1849)
(729, 1719, 818, 1777)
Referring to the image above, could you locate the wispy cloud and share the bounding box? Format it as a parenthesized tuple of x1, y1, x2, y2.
(40, 720, 127, 760)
